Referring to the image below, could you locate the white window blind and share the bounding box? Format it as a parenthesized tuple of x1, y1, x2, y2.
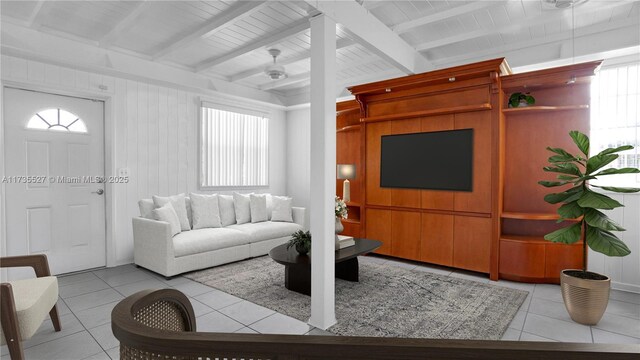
(200, 105, 269, 188)
(590, 62, 640, 187)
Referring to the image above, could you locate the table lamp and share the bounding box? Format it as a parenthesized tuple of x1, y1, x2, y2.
(337, 164, 356, 202)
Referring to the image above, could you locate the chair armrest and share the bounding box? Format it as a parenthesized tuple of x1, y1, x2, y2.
(0, 254, 51, 277)
(292, 207, 306, 229)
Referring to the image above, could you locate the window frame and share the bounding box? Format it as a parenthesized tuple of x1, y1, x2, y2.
(198, 100, 270, 190)
(589, 60, 640, 189)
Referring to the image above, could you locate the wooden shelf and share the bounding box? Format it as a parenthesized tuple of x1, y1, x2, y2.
(502, 105, 589, 114)
(360, 103, 492, 123)
(501, 212, 581, 222)
(342, 218, 360, 224)
(500, 234, 582, 245)
(346, 201, 361, 207)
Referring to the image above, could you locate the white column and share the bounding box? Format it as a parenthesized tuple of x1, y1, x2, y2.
(308, 13, 337, 330)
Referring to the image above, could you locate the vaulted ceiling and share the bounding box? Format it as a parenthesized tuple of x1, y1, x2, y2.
(1, 1, 639, 105)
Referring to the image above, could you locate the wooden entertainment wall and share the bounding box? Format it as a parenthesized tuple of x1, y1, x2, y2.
(336, 58, 602, 282)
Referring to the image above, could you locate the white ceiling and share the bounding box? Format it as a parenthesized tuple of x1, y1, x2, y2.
(1, 0, 639, 104)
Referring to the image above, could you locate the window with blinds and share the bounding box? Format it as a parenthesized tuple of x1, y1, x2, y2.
(590, 62, 640, 187)
(200, 105, 269, 188)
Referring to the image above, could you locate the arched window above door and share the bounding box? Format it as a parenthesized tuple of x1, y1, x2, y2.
(27, 108, 88, 133)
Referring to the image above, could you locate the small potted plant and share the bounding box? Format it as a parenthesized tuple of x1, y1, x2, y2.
(287, 230, 311, 255)
(539, 130, 639, 325)
(508, 92, 535, 108)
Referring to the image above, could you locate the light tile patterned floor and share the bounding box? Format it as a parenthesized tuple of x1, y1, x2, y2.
(1, 256, 638, 359)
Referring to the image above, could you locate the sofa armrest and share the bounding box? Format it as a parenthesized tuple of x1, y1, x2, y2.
(132, 217, 174, 273)
(292, 207, 307, 229)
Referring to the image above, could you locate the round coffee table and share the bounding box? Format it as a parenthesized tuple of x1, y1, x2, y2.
(268, 238, 382, 295)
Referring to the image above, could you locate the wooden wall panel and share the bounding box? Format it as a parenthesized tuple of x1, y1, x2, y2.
(453, 111, 492, 214)
(453, 216, 491, 273)
(365, 122, 391, 206)
(545, 243, 584, 279)
(420, 115, 455, 210)
(421, 213, 454, 266)
(365, 209, 392, 255)
(367, 87, 490, 118)
(503, 110, 588, 214)
(391, 211, 421, 260)
(390, 119, 422, 208)
(499, 240, 545, 278)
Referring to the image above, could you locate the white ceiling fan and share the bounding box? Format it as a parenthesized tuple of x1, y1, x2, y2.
(264, 48, 287, 80)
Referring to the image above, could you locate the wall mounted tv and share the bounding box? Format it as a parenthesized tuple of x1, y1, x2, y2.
(380, 129, 473, 192)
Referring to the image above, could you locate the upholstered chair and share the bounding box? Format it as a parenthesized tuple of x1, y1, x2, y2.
(0, 255, 61, 360)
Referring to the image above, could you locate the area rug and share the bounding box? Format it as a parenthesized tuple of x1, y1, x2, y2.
(185, 256, 528, 339)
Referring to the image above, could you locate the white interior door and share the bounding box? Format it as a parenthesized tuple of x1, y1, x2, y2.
(3, 88, 106, 277)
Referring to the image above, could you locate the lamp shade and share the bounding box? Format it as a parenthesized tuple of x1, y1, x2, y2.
(337, 164, 356, 180)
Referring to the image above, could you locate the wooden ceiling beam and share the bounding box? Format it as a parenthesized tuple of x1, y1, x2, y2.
(431, 16, 640, 68)
(152, 1, 268, 61)
(230, 37, 355, 82)
(26, 0, 47, 28)
(392, 1, 507, 34)
(99, 0, 150, 48)
(415, 0, 628, 52)
(304, 0, 433, 74)
(195, 17, 310, 73)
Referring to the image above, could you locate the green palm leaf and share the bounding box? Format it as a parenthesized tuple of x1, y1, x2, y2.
(569, 131, 589, 156)
(544, 223, 582, 244)
(587, 227, 631, 257)
(584, 209, 625, 231)
(577, 190, 623, 210)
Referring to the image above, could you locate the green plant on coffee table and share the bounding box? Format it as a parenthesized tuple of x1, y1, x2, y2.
(539, 130, 640, 279)
(287, 230, 312, 255)
(508, 92, 535, 108)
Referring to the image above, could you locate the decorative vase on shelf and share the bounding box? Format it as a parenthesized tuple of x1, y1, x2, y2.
(335, 217, 343, 250)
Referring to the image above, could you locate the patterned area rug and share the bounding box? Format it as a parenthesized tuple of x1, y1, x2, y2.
(185, 256, 528, 339)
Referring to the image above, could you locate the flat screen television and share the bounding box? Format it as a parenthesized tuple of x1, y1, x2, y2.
(380, 129, 473, 191)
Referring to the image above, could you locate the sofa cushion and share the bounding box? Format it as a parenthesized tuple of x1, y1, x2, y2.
(138, 199, 155, 219)
(228, 221, 302, 243)
(233, 193, 251, 224)
(153, 203, 182, 236)
(189, 193, 222, 229)
(250, 194, 268, 223)
(172, 228, 250, 257)
(218, 195, 236, 227)
(153, 194, 191, 231)
(0, 276, 58, 345)
(271, 196, 293, 222)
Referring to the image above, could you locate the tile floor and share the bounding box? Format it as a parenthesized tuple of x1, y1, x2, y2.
(1, 256, 638, 359)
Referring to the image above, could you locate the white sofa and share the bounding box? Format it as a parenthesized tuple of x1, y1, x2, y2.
(132, 198, 306, 277)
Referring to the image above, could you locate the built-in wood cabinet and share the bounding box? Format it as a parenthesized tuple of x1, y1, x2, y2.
(338, 58, 600, 283)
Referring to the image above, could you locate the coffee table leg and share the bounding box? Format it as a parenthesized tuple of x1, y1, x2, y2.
(284, 264, 311, 295)
(335, 257, 359, 282)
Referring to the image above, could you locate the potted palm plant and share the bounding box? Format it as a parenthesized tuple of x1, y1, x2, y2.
(539, 130, 639, 325)
(287, 230, 311, 255)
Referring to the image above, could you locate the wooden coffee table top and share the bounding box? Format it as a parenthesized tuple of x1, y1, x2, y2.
(269, 238, 382, 266)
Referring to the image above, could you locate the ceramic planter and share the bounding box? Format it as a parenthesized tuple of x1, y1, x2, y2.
(560, 269, 611, 325)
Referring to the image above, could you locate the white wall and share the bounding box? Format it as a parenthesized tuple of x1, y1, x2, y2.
(589, 193, 640, 293)
(1, 55, 287, 266)
(286, 107, 311, 211)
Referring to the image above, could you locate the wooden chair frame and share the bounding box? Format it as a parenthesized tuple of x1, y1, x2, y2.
(112, 289, 639, 360)
(0, 255, 61, 360)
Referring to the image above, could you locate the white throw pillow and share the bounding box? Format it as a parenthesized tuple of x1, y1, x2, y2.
(152, 203, 181, 237)
(233, 193, 251, 225)
(189, 193, 222, 229)
(265, 194, 273, 220)
(138, 199, 155, 219)
(250, 194, 268, 223)
(271, 196, 293, 222)
(153, 194, 191, 231)
(218, 195, 236, 227)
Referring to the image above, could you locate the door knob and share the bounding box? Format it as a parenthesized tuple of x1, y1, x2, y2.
(92, 189, 104, 195)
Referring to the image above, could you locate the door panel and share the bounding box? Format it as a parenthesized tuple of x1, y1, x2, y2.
(391, 211, 421, 260)
(453, 216, 491, 273)
(365, 208, 392, 255)
(365, 122, 391, 206)
(421, 213, 454, 266)
(4, 88, 106, 277)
